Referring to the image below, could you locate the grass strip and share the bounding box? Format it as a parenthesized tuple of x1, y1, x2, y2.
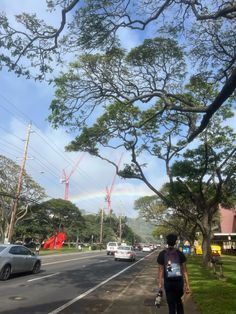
(188, 255, 236, 314)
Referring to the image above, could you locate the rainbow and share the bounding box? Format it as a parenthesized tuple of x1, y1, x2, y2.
(70, 186, 154, 202)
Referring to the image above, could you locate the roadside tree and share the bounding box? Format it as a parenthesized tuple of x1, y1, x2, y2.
(65, 87, 235, 265)
(1, 1, 236, 264)
(135, 106, 236, 265)
(0, 155, 45, 243)
(134, 195, 198, 248)
(17, 198, 85, 244)
(0, 1, 235, 139)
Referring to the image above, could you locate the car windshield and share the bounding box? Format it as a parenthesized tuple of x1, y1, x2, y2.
(0, 246, 7, 252)
(118, 246, 131, 250)
(108, 243, 117, 246)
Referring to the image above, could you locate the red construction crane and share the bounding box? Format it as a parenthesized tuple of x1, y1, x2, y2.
(105, 154, 123, 215)
(61, 154, 85, 200)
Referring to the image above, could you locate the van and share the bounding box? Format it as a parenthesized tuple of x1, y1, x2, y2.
(106, 242, 120, 255)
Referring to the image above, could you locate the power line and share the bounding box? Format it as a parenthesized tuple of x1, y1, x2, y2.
(0, 92, 76, 168)
(0, 92, 114, 211)
(0, 138, 24, 154)
(0, 125, 23, 141)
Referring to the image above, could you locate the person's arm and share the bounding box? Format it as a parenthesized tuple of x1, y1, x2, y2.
(158, 264, 164, 290)
(182, 262, 190, 294)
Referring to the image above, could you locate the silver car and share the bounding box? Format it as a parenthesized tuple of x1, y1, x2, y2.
(0, 244, 41, 280)
(114, 245, 136, 262)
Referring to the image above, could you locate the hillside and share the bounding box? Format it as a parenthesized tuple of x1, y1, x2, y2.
(127, 217, 156, 243)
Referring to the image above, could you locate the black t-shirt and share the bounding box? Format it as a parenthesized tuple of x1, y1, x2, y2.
(157, 248, 186, 281)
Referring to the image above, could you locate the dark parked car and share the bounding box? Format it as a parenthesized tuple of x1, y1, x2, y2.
(0, 244, 41, 280)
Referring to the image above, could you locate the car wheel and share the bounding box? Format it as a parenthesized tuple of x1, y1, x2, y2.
(0, 264, 11, 281)
(32, 261, 41, 274)
(114, 258, 117, 261)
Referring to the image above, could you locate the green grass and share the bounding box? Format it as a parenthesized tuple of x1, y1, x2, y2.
(188, 255, 236, 314)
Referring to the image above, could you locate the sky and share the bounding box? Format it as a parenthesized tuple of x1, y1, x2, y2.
(1, 1, 235, 219)
(0, 0, 168, 218)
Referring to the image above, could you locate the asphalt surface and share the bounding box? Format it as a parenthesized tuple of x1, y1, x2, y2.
(0, 250, 200, 314)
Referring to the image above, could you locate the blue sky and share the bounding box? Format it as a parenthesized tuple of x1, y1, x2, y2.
(0, 0, 167, 218)
(1, 1, 235, 218)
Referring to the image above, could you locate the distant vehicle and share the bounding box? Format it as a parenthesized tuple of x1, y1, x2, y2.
(149, 244, 154, 251)
(134, 243, 142, 251)
(106, 242, 121, 255)
(142, 245, 152, 252)
(0, 244, 41, 281)
(114, 245, 136, 262)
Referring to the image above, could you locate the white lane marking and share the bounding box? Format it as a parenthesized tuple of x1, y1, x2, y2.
(43, 254, 103, 266)
(27, 272, 60, 282)
(48, 255, 150, 314)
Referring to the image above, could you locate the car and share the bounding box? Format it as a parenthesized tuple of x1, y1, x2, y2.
(0, 244, 41, 281)
(134, 243, 142, 251)
(142, 245, 152, 252)
(114, 245, 136, 262)
(106, 241, 121, 255)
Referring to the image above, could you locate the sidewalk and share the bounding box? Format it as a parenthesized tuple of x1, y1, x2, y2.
(104, 252, 200, 314)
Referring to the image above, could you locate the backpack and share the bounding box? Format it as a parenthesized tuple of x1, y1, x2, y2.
(164, 249, 182, 280)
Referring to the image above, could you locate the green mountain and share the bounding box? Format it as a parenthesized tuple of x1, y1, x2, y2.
(127, 217, 156, 243)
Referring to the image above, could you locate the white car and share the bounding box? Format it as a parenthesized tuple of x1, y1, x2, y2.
(142, 245, 152, 252)
(114, 245, 136, 262)
(106, 242, 121, 255)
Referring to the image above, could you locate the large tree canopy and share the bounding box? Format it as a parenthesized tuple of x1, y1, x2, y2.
(1, 2, 236, 262)
(15, 198, 84, 243)
(0, 0, 235, 140)
(0, 155, 46, 242)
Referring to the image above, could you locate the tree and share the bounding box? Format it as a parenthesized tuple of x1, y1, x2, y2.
(1, 1, 236, 263)
(66, 85, 235, 265)
(16, 198, 85, 245)
(134, 195, 198, 247)
(169, 131, 236, 265)
(0, 155, 46, 242)
(35, 198, 84, 238)
(80, 214, 102, 243)
(134, 106, 236, 265)
(80, 211, 138, 244)
(0, 1, 235, 139)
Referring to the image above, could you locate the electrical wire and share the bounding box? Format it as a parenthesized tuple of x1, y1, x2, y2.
(0, 92, 120, 212)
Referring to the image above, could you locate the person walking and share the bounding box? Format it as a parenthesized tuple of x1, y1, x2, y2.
(157, 233, 190, 314)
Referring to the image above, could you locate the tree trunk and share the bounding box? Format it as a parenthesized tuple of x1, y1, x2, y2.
(201, 213, 212, 266)
(0, 227, 3, 243)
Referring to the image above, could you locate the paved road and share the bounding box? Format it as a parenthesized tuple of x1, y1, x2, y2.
(0, 250, 155, 314)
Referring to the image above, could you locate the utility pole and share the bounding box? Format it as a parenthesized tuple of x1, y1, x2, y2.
(119, 215, 122, 242)
(7, 123, 32, 243)
(99, 208, 104, 244)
